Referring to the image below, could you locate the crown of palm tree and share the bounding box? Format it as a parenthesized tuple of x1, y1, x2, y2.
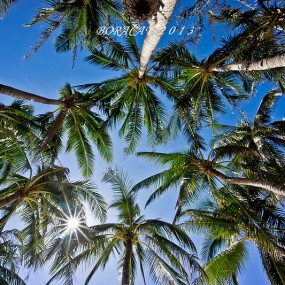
(24, 0, 122, 56)
(7, 166, 107, 271)
(212, 90, 285, 166)
(80, 35, 179, 154)
(153, 41, 251, 140)
(209, 1, 285, 40)
(39, 168, 205, 285)
(133, 139, 285, 211)
(38, 83, 113, 177)
(179, 185, 285, 284)
(0, 229, 26, 285)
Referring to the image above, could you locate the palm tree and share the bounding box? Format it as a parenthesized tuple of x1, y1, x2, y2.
(179, 185, 285, 284)
(0, 229, 26, 285)
(153, 20, 285, 128)
(209, 1, 285, 42)
(24, 0, 122, 56)
(132, 87, 285, 203)
(203, 1, 285, 74)
(0, 100, 40, 180)
(138, 0, 178, 77)
(134, 141, 285, 205)
(212, 89, 285, 165)
(81, 35, 178, 154)
(0, 84, 112, 177)
(41, 168, 204, 285)
(0, 165, 106, 222)
(37, 83, 113, 177)
(0, 164, 107, 274)
(153, 41, 250, 131)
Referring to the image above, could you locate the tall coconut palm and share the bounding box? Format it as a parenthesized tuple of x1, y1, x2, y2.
(81, 35, 178, 154)
(212, 89, 285, 165)
(137, 0, 178, 77)
(153, 41, 251, 133)
(133, 90, 285, 205)
(25, 0, 122, 56)
(179, 185, 285, 284)
(0, 84, 113, 177)
(202, 2, 285, 76)
(37, 83, 112, 177)
(40, 168, 204, 285)
(0, 100, 39, 179)
(154, 22, 285, 122)
(134, 141, 285, 209)
(0, 164, 107, 274)
(0, 229, 26, 285)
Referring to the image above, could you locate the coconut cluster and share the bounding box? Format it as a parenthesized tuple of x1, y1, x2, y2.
(123, 0, 161, 22)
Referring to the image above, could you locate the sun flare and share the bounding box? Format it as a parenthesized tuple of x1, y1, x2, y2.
(66, 217, 80, 231)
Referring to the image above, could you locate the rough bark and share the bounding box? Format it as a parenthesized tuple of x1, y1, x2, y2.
(121, 239, 132, 285)
(0, 191, 22, 208)
(0, 84, 61, 105)
(209, 54, 285, 72)
(40, 110, 67, 149)
(138, 0, 178, 78)
(208, 168, 285, 196)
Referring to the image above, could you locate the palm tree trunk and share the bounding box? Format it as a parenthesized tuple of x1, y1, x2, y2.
(208, 168, 285, 196)
(138, 0, 177, 78)
(0, 84, 61, 105)
(121, 239, 132, 285)
(40, 110, 67, 149)
(208, 54, 285, 72)
(0, 191, 22, 208)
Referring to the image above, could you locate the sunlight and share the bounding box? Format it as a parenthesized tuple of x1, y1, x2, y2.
(67, 217, 80, 231)
(57, 211, 91, 245)
(54, 205, 91, 243)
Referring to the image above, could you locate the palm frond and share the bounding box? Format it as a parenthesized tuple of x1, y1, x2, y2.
(204, 240, 249, 284)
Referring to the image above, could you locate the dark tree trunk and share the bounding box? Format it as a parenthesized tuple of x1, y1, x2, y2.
(40, 110, 67, 149)
(0, 84, 61, 105)
(0, 191, 22, 208)
(121, 239, 132, 285)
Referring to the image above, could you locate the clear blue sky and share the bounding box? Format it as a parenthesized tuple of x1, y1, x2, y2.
(0, 1, 275, 284)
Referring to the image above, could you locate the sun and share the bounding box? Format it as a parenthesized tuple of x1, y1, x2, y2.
(67, 217, 80, 231)
(55, 207, 89, 240)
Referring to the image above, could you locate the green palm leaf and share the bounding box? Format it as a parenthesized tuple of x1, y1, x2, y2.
(42, 168, 204, 285)
(0, 266, 26, 285)
(259, 250, 285, 285)
(204, 240, 249, 285)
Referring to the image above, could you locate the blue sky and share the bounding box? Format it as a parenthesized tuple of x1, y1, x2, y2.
(0, 0, 280, 284)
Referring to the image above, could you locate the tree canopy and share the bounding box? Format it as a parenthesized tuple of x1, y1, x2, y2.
(0, 0, 285, 284)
